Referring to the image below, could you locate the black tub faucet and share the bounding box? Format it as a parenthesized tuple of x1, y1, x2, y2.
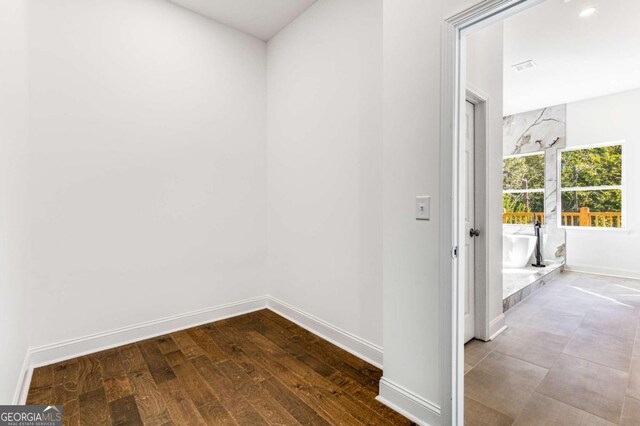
(532, 220, 545, 268)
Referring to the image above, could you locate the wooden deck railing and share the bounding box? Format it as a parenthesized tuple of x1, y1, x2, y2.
(503, 208, 622, 228)
(502, 212, 544, 225)
(561, 207, 622, 228)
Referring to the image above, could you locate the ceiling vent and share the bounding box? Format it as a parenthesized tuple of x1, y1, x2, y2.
(512, 60, 536, 72)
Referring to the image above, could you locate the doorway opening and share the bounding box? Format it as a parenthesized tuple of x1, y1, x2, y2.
(442, 0, 640, 424)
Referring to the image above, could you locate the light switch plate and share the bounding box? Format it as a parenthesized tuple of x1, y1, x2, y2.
(416, 196, 431, 220)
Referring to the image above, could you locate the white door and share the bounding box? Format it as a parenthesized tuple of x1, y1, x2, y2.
(464, 101, 476, 343)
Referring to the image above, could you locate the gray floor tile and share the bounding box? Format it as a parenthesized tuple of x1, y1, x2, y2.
(568, 276, 609, 294)
(621, 397, 640, 426)
(603, 279, 640, 296)
(465, 363, 474, 375)
(537, 354, 628, 423)
(527, 308, 584, 337)
(554, 272, 580, 283)
(464, 397, 514, 426)
(495, 325, 569, 368)
(544, 294, 596, 316)
(465, 352, 548, 419)
(627, 356, 640, 400)
(563, 327, 634, 371)
(513, 393, 616, 426)
(581, 303, 638, 340)
(465, 338, 501, 367)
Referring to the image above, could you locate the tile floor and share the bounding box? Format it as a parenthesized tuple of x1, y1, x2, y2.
(465, 271, 640, 425)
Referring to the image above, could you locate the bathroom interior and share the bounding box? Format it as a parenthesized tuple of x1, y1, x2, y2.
(465, 2, 640, 424)
(501, 105, 567, 311)
(495, 2, 630, 315)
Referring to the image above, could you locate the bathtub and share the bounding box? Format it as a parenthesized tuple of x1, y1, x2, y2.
(503, 234, 537, 268)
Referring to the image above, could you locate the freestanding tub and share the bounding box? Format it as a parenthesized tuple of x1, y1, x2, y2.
(503, 234, 537, 268)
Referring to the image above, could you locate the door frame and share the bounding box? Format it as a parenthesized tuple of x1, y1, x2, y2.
(439, 1, 546, 424)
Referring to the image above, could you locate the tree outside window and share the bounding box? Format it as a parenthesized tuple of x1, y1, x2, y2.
(560, 144, 623, 228)
(503, 152, 545, 225)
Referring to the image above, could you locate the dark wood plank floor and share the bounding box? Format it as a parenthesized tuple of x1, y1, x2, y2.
(27, 309, 413, 425)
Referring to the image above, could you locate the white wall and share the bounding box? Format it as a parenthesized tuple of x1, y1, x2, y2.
(26, 0, 268, 348)
(466, 23, 505, 337)
(381, 0, 444, 415)
(565, 89, 640, 279)
(0, 0, 30, 404)
(381, 0, 491, 423)
(266, 0, 383, 348)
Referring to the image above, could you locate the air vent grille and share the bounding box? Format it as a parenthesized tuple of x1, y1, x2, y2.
(512, 60, 536, 72)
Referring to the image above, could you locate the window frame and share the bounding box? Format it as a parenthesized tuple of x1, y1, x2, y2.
(502, 151, 546, 227)
(557, 140, 626, 231)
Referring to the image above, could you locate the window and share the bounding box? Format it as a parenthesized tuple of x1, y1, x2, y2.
(559, 143, 623, 228)
(503, 152, 545, 225)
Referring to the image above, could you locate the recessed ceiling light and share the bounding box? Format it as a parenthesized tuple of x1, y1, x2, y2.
(512, 60, 536, 72)
(579, 7, 597, 17)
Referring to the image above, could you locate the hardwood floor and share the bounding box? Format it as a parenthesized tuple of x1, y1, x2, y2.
(27, 310, 413, 425)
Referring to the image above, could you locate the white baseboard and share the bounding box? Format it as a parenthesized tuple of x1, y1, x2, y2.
(28, 296, 268, 371)
(376, 377, 440, 426)
(265, 296, 383, 368)
(13, 350, 32, 405)
(489, 314, 507, 340)
(564, 264, 640, 280)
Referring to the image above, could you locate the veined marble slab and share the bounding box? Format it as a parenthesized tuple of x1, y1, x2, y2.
(503, 105, 565, 156)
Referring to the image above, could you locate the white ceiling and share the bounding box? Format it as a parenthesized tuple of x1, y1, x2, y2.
(504, 0, 640, 115)
(167, 0, 318, 41)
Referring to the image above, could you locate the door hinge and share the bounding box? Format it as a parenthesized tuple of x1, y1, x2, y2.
(452, 246, 459, 259)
